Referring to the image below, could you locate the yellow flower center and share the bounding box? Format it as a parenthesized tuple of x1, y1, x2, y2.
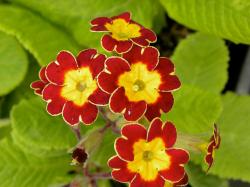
(61, 67, 97, 106)
(118, 63, 161, 104)
(105, 18, 141, 41)
(127, 138, 170, 181)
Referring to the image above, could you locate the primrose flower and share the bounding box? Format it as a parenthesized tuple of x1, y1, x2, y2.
(97, 45, 181, 121)
(31, 66, 49, 95)
(90, 12, 157, 53)
(205, 124, 221, 171)
(108, 118, 189, 187)
(164, 173, 188, 187)
(41, 49, 109, 126)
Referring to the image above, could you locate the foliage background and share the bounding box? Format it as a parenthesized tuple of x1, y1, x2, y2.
(0, 0, 250, 187)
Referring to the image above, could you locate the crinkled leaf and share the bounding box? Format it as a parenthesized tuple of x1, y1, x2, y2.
(0, 5, 79, 66)
(187, 163, 229, 187)
(163, 85, 222, 133)
(0, 138, 73, 187)
(172, 33, 229, 93)
(210, 93, 250, 182)
(11, 97, 77, 156)
(9, 0, 164, 49)
(160, 0, 250, 44)
(0, 31, 28, 96)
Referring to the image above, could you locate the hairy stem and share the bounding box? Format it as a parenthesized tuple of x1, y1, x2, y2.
(99, 107, 120, 134)
(71, 125, 82, 141)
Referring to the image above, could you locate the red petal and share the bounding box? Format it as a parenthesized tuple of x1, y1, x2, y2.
(144, 105, 161, 122)
(162, 122, 177, 148)
(109, 87, 128, 113)
(62, 102, 98, 126)
(42, 84, 65, 115)
(131, 28, 157, 47)
(130, 174, 165, 187)
(205, 154, 214, 171)
(207, 141, 216, 153)
(80, 102, 98, 125)
(31, 81, 46, 95)
(105, 56, 130, 76)
(122, 45, 159, 70)
(39, 66, 49, 83)
(108, 156, 127, 169)
(46, 51, 78, 85)
(77, 49, 106, 78)
(115, 138, 134, 161)
(167, 149, 190, 164)
(147, 118, 163, 141)
(112, 169, 135, 183)
(112, 12, 131, 22)
(159, 75, 181, 92)
(141, 28, 157, 42)
(131, 37, 149, 47)
(88, 88, 110, 105)
(91, 25, 108, 31)
(159, 165, 185, 183)
(174, 172, 188, 186)
(156, 57, 175, 74)
(116, 40, 133, 53)
(145, 92, 174, 121)
(124, 101, 147, 121)
(101, 34, 117, 52)
(90, 17, 111, 26)
(121, 124, 147, 142)
(97, 72, 118, 93)
(46, 100, 65, 116)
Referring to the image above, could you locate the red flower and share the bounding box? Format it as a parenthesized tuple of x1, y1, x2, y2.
(90, 12, 157, 53)
(97, 45, 181, 121)
(108, 118, 189, 187)
(30, 66, 49, 95)
(41, 49, 110, 126)
(205, 124, 221, 171)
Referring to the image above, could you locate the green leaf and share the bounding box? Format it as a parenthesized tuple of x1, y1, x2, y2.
(162, 85, 222, 133)
(187, 163, 229, 187)
(0, 57, 40, 117)
(0, 137, 73, 187)
(10, 97, 77, 156)
(0, 31, 28, 96)
(0, 5, 80, 66)
(159, 0, 250, 44)
(210, 92, 250, 182)
(9, 0, 164, 49)
(172, 33, 229, 93)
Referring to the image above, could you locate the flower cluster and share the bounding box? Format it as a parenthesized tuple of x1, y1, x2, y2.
(30, 11, 221, 187)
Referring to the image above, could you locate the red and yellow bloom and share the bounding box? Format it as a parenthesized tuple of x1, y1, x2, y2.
(40, 49, 109, 126)
(108, 118, 189, 187)
(98, 45, 181, 121)
(90, 12, 157, 53)
(205, 124, 221, 171)
(31, 66, 49, 95)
